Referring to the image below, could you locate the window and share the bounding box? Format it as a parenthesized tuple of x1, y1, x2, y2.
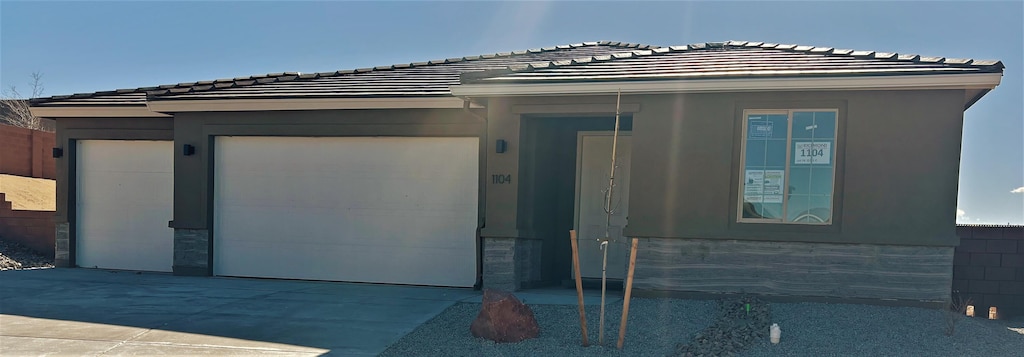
(739, 109, 837, 224)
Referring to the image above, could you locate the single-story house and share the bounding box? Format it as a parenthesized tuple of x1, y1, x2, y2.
(30, 40, 1003, 305)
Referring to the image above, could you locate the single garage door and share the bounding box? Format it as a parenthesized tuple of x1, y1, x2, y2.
(214, 136, 479, 287)
(76, 140, 174, 272)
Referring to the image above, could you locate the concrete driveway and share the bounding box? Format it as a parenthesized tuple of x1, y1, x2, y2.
(0, 269, 478, 356)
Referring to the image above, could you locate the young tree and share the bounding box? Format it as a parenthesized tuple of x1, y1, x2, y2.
(1, 72, 46, 131)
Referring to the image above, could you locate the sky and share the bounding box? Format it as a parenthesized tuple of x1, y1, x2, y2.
(1, 1, 1022, 224)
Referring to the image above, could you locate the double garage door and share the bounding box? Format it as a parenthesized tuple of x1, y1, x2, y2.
(214, 137, 478, 287)
(76, 137, 478, 287)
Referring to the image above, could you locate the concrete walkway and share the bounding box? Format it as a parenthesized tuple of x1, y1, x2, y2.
(0, 269, 479, 356)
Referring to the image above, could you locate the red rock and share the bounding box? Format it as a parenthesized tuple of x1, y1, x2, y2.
(470, 289, 539, 343)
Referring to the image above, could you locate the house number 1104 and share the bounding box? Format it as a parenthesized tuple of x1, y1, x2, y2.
(491, 174, 512, 184)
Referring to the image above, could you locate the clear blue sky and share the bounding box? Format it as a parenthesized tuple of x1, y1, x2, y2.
(2, 1, 1021, 224)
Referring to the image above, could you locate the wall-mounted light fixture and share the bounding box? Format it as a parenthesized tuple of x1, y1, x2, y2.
(52, 148, 63, 158)
(495, 139, 507, 154)
(183, 144, 196, 156)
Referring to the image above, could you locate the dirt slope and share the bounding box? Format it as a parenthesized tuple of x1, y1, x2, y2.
(0, 174, 56, 211)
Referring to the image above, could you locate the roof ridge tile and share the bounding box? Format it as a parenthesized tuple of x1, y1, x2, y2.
(897, 54, 921, 61)
(459, 40, 1004, 86)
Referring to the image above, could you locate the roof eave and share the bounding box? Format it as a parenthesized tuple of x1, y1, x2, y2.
(30, 105, 171, 118)
(963, 88, 992, 110)
(146, 96, 483, 113)
(450, 73, 1003, 102)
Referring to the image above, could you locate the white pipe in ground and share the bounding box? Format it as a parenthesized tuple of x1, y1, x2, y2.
(770, 323, 781, 344)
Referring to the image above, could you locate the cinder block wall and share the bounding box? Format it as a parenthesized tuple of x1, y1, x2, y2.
(953, 225, 1024, 317)
(0, 193, 55, 256)
(0, 123, 56, 179)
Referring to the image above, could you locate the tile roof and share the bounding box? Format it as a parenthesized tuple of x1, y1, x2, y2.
(30, 40, 1003, 107)
(146, 41, 656, 101)
(30, 41, 657, 106)
(462, 41, 1004, 84)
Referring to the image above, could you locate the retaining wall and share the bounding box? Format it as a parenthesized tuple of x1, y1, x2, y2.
(0, 193, 55, 256)
(0, 123, 56, 179)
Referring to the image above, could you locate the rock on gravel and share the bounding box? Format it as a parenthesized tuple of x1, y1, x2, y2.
(470, 289, 541, 343)
(0, 238, 54, 270)
(380, 298, 717, 357)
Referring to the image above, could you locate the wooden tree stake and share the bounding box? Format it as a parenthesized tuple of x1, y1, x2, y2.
(569, 230, 589, 346)
(617, 237, 639, 350)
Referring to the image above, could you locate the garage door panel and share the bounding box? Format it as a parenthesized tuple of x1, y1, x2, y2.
(215, 136, 478, 287)
(218, 177, 411, 209)
(217, 196, 477, 249)
(216, 239, 476, 285)
(215, 236, 477, 284)
(219, 174, 476, 210)
(77, 140, 173, 272)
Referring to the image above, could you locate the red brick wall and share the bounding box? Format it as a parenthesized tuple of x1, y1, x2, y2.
(0, 193, 55, 257)
(953, 225, 1024, 318)
(0, 123, 56, 179)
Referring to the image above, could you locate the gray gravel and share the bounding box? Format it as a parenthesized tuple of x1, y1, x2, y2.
(380, 297, 1024, 357)
(381, 299, 717, 356)
(742, 302, 1024, 357)
(0, 237, 54, 270)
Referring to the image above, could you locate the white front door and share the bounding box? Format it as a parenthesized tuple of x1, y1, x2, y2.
(213, 136, 479, 287)
(76, 140, 174, 272)
(574, 132, 631, 280)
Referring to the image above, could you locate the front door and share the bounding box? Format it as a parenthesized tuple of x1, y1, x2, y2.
(573, 131, 631, 280)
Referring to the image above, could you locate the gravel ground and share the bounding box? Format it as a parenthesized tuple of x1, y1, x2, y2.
(0, 238, 54, 270)
(381, 297, 1024, 357)
(382, 299, 717, 357)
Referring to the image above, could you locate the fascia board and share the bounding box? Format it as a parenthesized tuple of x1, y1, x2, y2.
(147, 97, 483, 112)
(30, 106, 171, 118)
(451, 73, 1003, 97)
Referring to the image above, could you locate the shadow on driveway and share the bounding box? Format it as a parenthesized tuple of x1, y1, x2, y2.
(0, 269, 478, 356)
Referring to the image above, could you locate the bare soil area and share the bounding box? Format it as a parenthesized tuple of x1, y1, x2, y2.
(0, 174, 56, 211)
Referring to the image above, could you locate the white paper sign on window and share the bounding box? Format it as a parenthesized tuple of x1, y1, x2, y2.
(744, 170, 784, 203)
(794, 142, 831, 165)
(744, 170, 763, 203)
(762, 170, 784, 203)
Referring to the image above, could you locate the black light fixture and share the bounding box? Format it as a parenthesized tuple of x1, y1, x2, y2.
(52, 148, 63, 158)
(182, 144, 195, 156)
(495, 139, 507, 154)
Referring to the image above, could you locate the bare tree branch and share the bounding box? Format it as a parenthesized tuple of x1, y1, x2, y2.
(1, 72, 46, 131)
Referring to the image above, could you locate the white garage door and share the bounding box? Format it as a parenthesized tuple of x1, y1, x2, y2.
(76, 140, 174, 272)
(214, 136, 479, 287)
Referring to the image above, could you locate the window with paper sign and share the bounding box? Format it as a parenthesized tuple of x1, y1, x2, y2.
(739, 109, 837, 224)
